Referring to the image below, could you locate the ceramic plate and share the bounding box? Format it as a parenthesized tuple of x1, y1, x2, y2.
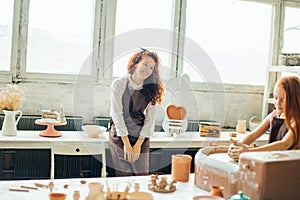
(193, 195, 224, 200)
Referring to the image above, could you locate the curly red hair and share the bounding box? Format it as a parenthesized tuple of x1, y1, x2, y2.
(127, 49, 164, 105)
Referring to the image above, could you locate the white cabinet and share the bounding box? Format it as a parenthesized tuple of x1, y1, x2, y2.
(262, 66, 300, 119)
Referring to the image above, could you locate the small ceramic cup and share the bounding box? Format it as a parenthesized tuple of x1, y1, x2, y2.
(236, 120, 246, 133)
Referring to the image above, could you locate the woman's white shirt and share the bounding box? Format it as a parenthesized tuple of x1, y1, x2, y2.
(110, 74, 156, 138)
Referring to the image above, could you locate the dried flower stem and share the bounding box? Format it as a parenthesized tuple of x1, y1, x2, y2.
(0, 84, 26, 111)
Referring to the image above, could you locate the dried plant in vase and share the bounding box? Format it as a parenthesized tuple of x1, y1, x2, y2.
(0, 84, 26, 111)
(0, 84, 26, 136)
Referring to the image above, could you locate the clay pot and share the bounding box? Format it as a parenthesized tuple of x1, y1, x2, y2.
(73, 190, 80, 200)
(171, 154, 192, 182)
(86, 182, 104, 200)
(210, 185, 224, 198)
(49, 193, 66, 200)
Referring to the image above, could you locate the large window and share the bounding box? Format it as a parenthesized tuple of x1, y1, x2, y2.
(26, 0, 94, 75)
(184, 0, 272, 85)
(113, 0, 173, 79)
(1, 0, 297, 86)
(0, 0, 14, 71)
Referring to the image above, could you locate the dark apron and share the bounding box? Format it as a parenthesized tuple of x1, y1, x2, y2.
(269, 117, 289, 147)
(109, 81, 150, 176)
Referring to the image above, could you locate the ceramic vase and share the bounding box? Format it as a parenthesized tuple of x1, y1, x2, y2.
(210, 185, 224, 198)
(236, 120, 246, 133)
(86, 182, 104, 200)
(73, 190, 80, 200)
(1, 110, 22, 136)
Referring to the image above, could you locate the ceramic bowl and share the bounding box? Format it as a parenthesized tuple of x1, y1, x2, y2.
(82, 125, 107, 138)
(49, 193, 67, 200)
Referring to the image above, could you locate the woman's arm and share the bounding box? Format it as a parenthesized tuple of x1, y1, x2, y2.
(249, 129, 294, 151)
(228, 115, 270, 160)
(110, 77, 129, 137)
(239, 116, 270, 145)
(139, 104, 156, 138)
(229, 128, 294, 160)
(131, 104, 155, 162)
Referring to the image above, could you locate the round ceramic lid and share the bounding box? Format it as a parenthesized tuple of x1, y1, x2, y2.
(127, 191, 153, 200)
(230, 191, 250, 200)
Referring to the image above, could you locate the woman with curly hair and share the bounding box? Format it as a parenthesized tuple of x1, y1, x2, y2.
(109, 48, 164, 176)
(228, 76, 300, 160)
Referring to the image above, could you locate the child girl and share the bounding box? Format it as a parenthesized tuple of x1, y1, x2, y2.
(228, 76, 300, 160)
(109, 48, 164, 176)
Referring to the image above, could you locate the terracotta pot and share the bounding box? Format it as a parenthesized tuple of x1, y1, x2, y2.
(49, 193, 66, 200)
(171, 154, 192, 182)
(86, 182, 104, 200)
(210, 185, 224, 198)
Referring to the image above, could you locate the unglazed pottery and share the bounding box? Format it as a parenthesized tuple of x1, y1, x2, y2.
(236, 120, 246, 133)
(49, 193, 66, 200)
(210, 185, 224, 198)
(166, 105, 186, 120)
(86, 182, 104, 200)
(171, 154, 192, 182)
(127, 192, 153, 200)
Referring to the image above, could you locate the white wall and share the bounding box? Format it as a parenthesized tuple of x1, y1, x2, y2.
(3, 81, 264, 129)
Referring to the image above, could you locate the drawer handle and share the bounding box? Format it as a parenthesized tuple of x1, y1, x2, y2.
(76, 148, 80, 152)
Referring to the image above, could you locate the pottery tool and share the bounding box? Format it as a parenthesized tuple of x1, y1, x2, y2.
(9, 188, 29, 192)
(21, 185, 38, 190)
(34, 183, 48, 188)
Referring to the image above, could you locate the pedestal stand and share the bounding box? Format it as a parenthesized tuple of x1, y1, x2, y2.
(35, 119, 67, 137)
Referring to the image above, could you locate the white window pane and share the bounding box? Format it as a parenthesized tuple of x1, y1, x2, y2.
(113, 0, 173, 79)
(282, 7, 300, 54)
(27, 0, 94, 75)
(0, 0, 13, 71)
(184, 0, 272, 85)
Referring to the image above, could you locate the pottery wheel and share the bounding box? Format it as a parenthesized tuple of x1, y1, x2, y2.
(208, 152, 238, 165)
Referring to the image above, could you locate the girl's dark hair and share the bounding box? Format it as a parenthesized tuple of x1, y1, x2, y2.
(127, 49, 164, 105)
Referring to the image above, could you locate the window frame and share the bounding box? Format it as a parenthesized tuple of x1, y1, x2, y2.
(1, 0, 299, 86)
(9, 0, 103, 84)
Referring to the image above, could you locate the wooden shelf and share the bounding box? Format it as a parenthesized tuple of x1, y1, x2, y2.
(268, 66, 300, 73)
(262, 66, 300, 118)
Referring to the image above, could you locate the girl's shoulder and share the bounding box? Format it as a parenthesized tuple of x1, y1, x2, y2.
(267, 110, 280, 121)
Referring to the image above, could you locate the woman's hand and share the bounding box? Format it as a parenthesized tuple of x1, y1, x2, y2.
(121, 136, 135, 162)
(132, 144, 142, 162)
(123, 143, 134, 162)
(227, 142, 250, 161)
